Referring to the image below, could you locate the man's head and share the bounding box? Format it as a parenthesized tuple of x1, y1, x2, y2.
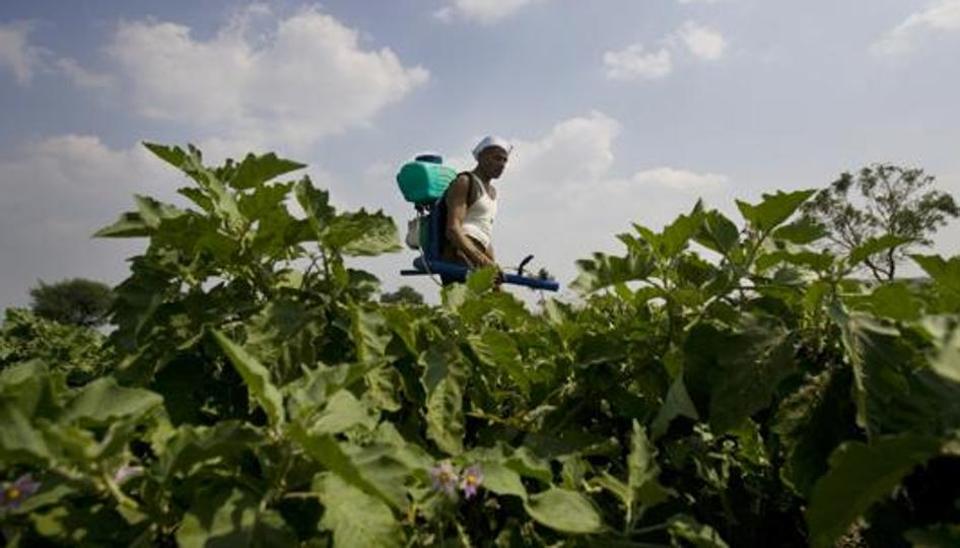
(472, 136, 511, 180)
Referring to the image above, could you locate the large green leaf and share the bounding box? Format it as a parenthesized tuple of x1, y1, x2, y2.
(349, 304, 391, 364)
(176, 486, 296, 548)
(422, 345, 466, 456)
(315, 473, 401, 548)
(468, 329, 529, 390)
(324, 209, 402, 256)
(772, 217, 829, 244)
(153, 421, 264, 481)
(292, 427, 411, 511)
(211, 330, 285, 426)
(829, 304, 960, 437)
(684, 320, 796, 433)
(912, 254, 960, 311)
(695, 210, 740, 255)
(626, 421, 660, 510)
(59, 377, 162, 427)
(93, 212, 151, 238)
(479, 461, 528, 499)
(571, 248, 656, 293)
(848, 234, 912, 268)
(0, 399, 51, 463)
(772, 368, 856, 496)
(523, 488, 604, 534)
(806, 435, 942, 548)
(310, 389, 378, 435)
(228, 152, 305, 190)
(736, 190, 815, 233)
(651, 374, 699, 440)
(294, 178, 335, 238)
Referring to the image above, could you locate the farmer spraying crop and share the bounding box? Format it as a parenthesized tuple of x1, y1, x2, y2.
(396, 136, 559, 292)
(440, 136, 511, 284)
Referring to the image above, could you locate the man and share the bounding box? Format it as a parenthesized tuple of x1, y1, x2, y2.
(441, 136, 511, 284)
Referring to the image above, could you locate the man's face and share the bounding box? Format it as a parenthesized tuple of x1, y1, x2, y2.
(478, 146, 509, 179)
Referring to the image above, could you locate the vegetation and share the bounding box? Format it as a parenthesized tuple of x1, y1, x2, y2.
(381, 285, 425, 305)
(800, 163, 959, 281)
(29, 278, 114, 328)
(1, 144, 958, 547)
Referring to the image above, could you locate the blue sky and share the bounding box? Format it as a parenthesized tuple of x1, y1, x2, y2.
(2, 0, 959, 308)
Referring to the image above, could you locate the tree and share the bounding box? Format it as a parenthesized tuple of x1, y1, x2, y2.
(380, 285, 424, 305)
(800, 164, 959, 281)
(29, 278, 114, 327)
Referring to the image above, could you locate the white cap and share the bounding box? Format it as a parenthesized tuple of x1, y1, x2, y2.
(472, 136, 513, 160)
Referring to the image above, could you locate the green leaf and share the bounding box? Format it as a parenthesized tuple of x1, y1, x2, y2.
(228, 152, 305, 190)
(349, 304, 391, 364)
(466, 266, 498, 293)
(772, 368, 856, 496)
(211, 330, 285, 426)
(773, 217, 829, 244)
(294, 178, 335, 238)
(806, 435, 942, 548)
(657, 209, 703, 259)
(848, 234, 912, 267)
(912, 254, 960, 310)
(422, 345, 466, 456)
(59, 377, 162, 427)
(651, 374, 699, 440)
(324, 209, 402, 256)
(480, 461, 528, 499)
(572, 248, 656, 293)
(93, 212, 151, 238)
(310, 389, 378, 435)
(153, 421, 264, 481)
(684, 320, 796, 433)
(626, 421, 658, 509)
(523, 488, 604, 534)
(695, 210, 740, 255)
(176, 486, 296, 548)
(315, 473, 401, 548)
(0, 400, 51, 463)
(865, 282, 923, 322)
(668, 515, 729, 548)
(468, 329, 528, 390)
(755, 250, 833, 272)
(829, 304, 960, 437)
(736, 189, 816, 233)
(292, 428, 410, 511)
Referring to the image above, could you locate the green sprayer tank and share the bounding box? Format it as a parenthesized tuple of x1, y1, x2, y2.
(396, 154, 457, 205)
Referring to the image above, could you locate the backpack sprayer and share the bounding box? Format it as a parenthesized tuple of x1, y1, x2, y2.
(396, 154, 560, 291)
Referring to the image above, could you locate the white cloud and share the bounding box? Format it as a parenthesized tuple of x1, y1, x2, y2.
(434, 0, 548, 24)
(0, 22, 45, 85)
(604, 20, 726, 81)
(104, 6, 428, 150)
(603, 45, 673, 80)
(631, 167, 729, 190)
(872, 0, 960, 55)
(674, 21, 727, 61)
(55, 58, 113, 89)
(0, 136, 184, 309)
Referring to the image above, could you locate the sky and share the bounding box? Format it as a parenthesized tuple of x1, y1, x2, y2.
(1, 0, 959, 309)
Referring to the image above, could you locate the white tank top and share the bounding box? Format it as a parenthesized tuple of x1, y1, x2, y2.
(461, 173, 497, 248)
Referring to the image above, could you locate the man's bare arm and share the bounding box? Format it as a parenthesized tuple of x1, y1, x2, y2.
(445, 175, 495, 267)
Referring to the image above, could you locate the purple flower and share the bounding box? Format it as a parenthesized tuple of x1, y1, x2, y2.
(459, 464, 484, 500)
(113, 465, 144, 485)
(1, 473, 41, 510)
(429, 461, 459, 498)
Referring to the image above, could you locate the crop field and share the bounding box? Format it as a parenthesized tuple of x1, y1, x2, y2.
(1, 145, 958, 547)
